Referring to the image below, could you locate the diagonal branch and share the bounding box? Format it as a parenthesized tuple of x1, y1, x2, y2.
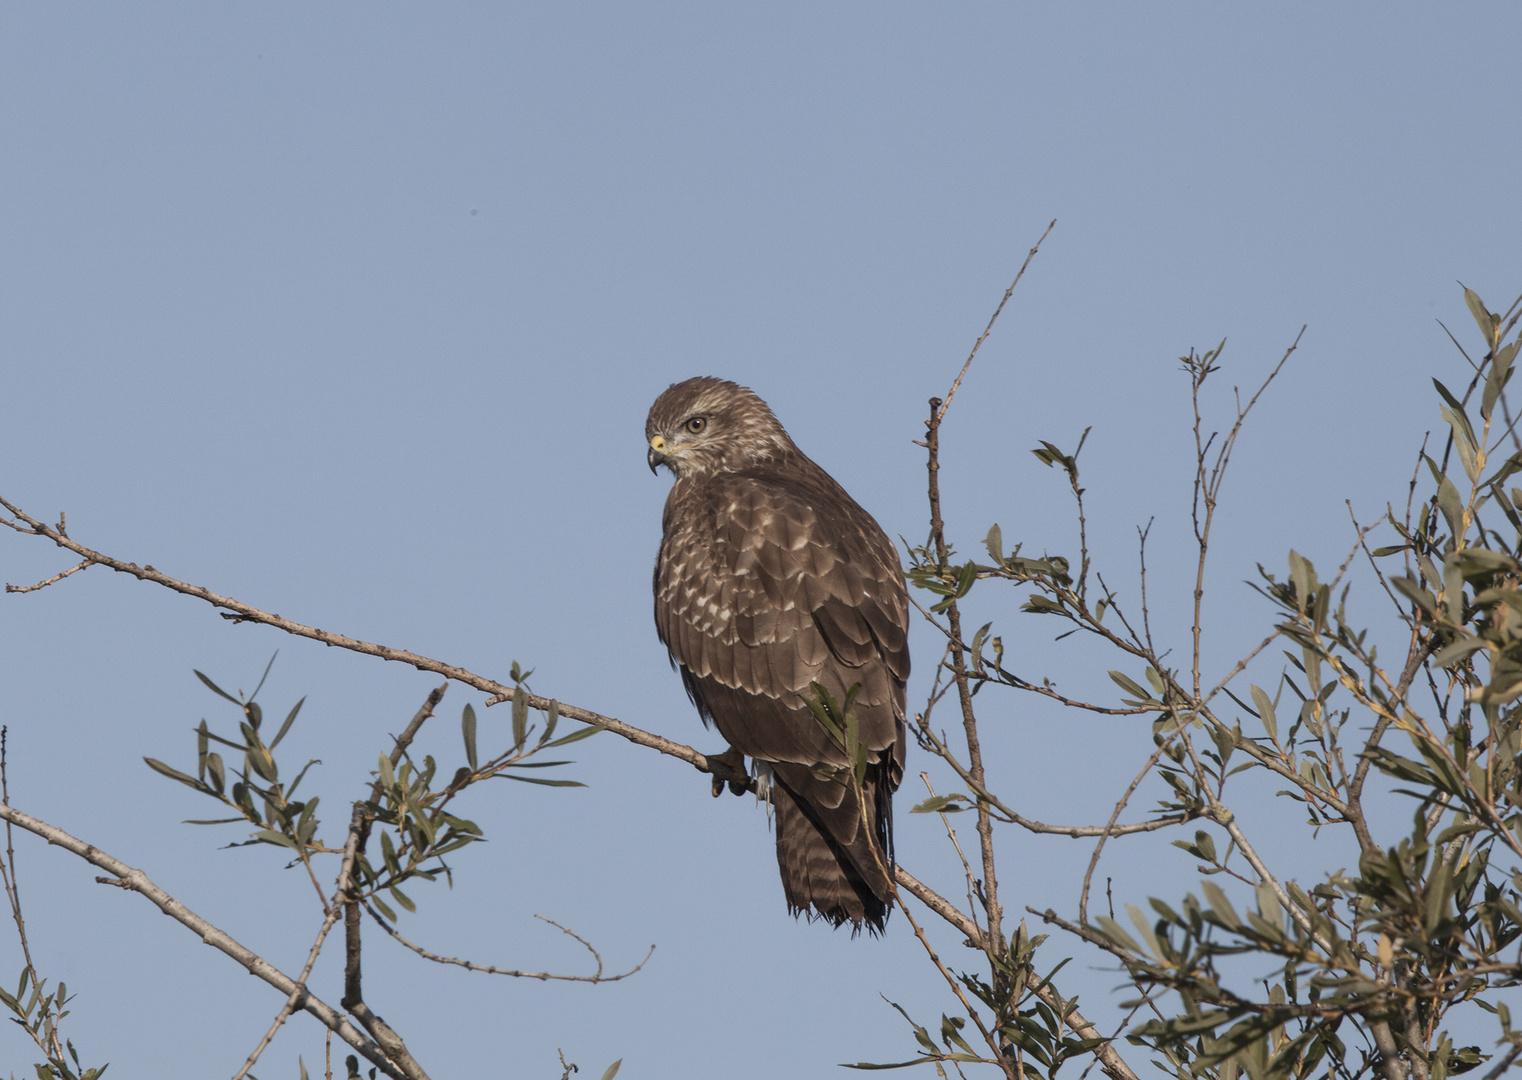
(4, 558, 91, 594)
(0, 801, 409, 1079)
(936, 219, 1057, 422)
(0, 494, 750, 792)
(895, 871, 1141, 1080)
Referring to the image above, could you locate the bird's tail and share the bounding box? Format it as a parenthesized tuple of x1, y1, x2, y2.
(770, 762, 893, 934)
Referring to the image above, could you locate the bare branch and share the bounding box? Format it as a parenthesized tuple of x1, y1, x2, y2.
(360, 903, 654, 983)
(936, 219, 1056, 422)
(4, 558, 91, 594)
(897, 876, 1140, 1080)
(232, 789, 368, 1080)
(0, 801, 409, 1079)
(0, 494, 751, 792)
(922, 400, 1005, 955)
(1079, 741, 1171, 925)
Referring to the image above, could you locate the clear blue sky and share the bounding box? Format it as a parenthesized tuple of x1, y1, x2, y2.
(2, 5, 1519, 1077)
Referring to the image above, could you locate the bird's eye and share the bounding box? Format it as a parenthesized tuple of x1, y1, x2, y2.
(685, 416, 707, 434)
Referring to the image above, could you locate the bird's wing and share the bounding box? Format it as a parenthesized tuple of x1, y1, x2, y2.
(655, 465, 907, 772)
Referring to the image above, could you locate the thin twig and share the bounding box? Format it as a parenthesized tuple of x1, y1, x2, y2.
(4, 558, 91, 594)
(0, 729, 66, 1063)
(921, 773, 982, 936)
(232, 795, 369, 1080)
(924, 399, 1004, 953)
(936, 220, 1056, 422)
(1078, 741, 1171, 925)
(360, 903, 654, 983)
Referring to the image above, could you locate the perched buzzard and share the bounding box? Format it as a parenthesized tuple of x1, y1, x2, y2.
(646, 377, 909, 932)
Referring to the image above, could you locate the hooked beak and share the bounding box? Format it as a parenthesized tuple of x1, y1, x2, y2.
(647, 434, 668, 474)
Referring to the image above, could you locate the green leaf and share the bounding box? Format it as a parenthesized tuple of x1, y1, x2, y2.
(193, 670, 241, 705)
(543, 699, 559, 743)
(380, 830, 401, 876)
(1425, 859, 1453, 936)
(253, 829, 298, 851)
(1440, 401, 1481, 481)
(1288, 550, 1314, 612)
(969, 622, 991, 675)
(1095, 915, 1142, 954)
(1126, 904, 1163, 959)
(545, 724, 603, 748)
(1108, 670, 1152, 702)
(1392, 575, 1437, 615)
(1484, 340, 1518, 420)
(1436, 471, 1466, 540)
(1249, 684, 1278, 742)
(1194, 830, 1217, 862)
(985, 524, 1003, 562)
(246, 745, 278, 784)
(389, 885, 416, 914)
(1464, 286, 1498, 347)
(910, 794, 971, 814)
(206, 753, 226, 794)
(1431, 635, 1488, 668)
(512, 693, 528, 750)
(497, 774, 586, 787)
(1434, 379, 1478, 446)
(270, 697, 305, 749)
(461, 704, 478, 772)
(599, 1061, 623, 1080)
(143, 757, 201, 790)
(1201, 880, 1241, 928)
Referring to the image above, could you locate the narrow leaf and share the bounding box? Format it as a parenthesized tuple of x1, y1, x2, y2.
(512, 693, 528, 750)
(545, 724, 603, 748)
(984, 524, 1003, 563)
(193, 670, 241, 705)
(270, 697, 305, 749)
(1249, 684, 1278, 742)
(461, 704, 478, 772)
(143, 757, 201, 790)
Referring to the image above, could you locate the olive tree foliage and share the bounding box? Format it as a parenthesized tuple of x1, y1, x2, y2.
(0, 653, 634, 1080)
(1, 246, 1519, 1080)
(876, 282, 1522, 1080)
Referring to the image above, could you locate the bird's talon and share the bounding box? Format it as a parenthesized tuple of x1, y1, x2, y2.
(707, 746, 748, 798)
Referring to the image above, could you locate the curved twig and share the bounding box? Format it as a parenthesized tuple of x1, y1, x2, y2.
(360, 902, 654, 983)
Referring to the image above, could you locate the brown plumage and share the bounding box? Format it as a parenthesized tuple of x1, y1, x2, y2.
(646, 377, 908, 932)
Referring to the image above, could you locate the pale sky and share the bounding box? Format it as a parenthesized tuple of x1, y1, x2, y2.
(2, 5, 1520, 1077)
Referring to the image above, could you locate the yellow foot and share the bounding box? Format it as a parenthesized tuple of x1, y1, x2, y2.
(708, 746, 749, 797)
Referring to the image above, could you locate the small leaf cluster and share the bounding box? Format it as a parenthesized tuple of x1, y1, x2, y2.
(852, 923, 1102, 1078)
(145, 660, 601, 922)
(1107, 292, 1522, 1079)
(144, 668, 327, 860)
(0, 969, 107, 1080)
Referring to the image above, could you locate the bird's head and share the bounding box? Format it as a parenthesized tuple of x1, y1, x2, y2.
(645, 377, 796, 479)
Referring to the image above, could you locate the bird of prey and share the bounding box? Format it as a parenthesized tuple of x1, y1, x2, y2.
(646, 377, 909, 932)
